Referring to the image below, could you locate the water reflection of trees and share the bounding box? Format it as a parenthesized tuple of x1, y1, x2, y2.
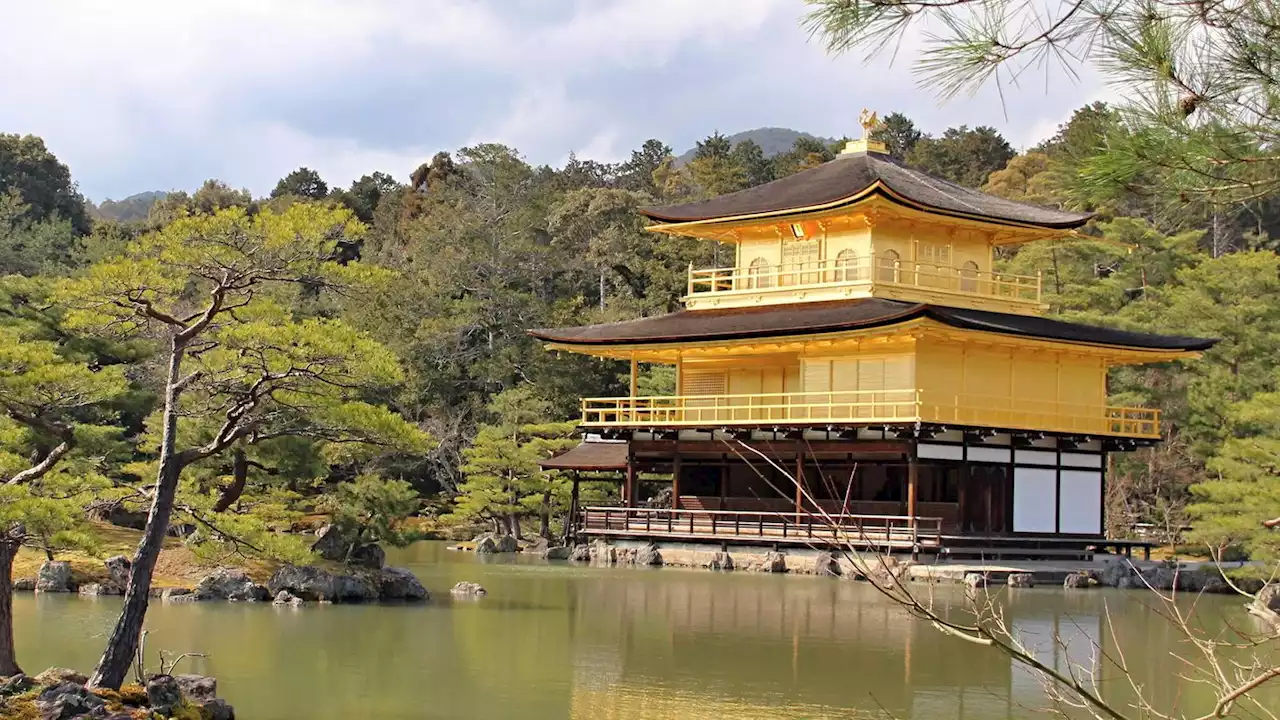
(566, 574, 1265, 719)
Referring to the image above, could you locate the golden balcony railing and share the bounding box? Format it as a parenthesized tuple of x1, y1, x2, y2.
(686, 255, 1042, 306)
(580, 390, 1160, 438)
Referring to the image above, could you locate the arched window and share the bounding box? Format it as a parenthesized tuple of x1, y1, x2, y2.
(834, 249, 860, 282)
(746, 257, 773, 289)
(876, 249, 901, 283)
(959, 260, 980, 293)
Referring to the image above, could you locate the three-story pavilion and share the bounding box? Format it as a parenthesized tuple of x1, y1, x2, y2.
(533, 121, 1214, 558)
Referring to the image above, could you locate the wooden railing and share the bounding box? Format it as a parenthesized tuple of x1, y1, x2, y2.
(578, 506, 943, 549)
(580, 390, 1161, 438)
(917, 393, 1162, 438)
(686, 255, 1041, 305)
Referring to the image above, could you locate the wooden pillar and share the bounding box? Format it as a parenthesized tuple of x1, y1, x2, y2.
(719, 463, 728, 510)
(566, 471, 581, 545)
(671, 443, 681, 511)
(629, 354, 638, 398)
(795, 451, 805, 522)
(625, 448, 636, 508)
(907, 455, 919, 529)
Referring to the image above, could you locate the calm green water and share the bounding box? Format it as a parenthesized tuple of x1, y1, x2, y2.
(14, 543, 1274, 719)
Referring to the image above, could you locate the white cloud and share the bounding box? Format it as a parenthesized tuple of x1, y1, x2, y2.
(0, 0, 1108, 199)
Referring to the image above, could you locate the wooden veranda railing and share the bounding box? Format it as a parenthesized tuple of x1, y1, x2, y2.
(579, 390, 1162, 438)
(686, 254, 1042, 307)
(577, 506, 943, 550)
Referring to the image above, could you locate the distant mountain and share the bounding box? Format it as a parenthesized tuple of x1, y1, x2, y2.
(88, 190, 167, 223)
(676, 127, 838, 164)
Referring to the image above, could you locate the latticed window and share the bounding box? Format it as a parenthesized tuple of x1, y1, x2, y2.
(780, 239, 819, 286)
(746, 257, 773, 289)
(877, 249, 901, 283)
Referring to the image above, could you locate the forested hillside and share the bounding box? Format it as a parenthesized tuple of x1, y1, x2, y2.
(673, 127, 836, 164)
(2, 94, 1279, 568)
(86, 190, 167, 223)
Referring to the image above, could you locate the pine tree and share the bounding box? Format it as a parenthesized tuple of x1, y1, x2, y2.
(56, 203, 432, 689)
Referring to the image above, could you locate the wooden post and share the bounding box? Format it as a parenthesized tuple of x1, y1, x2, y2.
(795, 451, 805, 523)
(629, 354, 638, 398)
(672, 444, 681, 511)
(908, 455, 920, 559)
(719, 463, 728, 510)
(907, 456, 919, 529)
(624, 448, 636, 509)
(566, 471, 581, 545)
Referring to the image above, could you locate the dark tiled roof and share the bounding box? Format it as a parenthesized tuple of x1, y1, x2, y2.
(641, 151, 1091, 229)
(529, 299, 1216, 352)
(539, 442, 629, 471)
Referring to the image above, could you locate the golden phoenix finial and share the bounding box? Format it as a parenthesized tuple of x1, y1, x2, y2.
(859, 109, 880, 138)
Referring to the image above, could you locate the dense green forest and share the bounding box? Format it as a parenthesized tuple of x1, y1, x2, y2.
(4, 102, 1279, 566)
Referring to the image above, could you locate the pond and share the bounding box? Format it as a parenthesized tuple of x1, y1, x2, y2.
(14, 542, 1274, 719)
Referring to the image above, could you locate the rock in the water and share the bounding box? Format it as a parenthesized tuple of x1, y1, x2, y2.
(706, 551, 734, 571)
(174, 674, 217, 704)
(633, 543, 662, 566)
(201, 697, 237, 720)
(860, 557, 907, 588)
(162, 587, 195, 602)
(522, 536, 549, 554)
(1098, 557, 1136, 587)
(103, 555, 131, 589)
(1006, 572, 1035, 588)
(378, 568, 428, 601)
(268, 565, 335, 601)
(267, 564, 379, 603)
(755, 551, 787, 573)
(1139, 562, 1179, 591)
(494, 535, 518, 553)
(1063, 573, 1094, 589)
(34, 668, 88, 686)
(310, 524, 351, 562)
(568, 544, 591, 562)
(78, 583, 121, 596)
(474, 536, 499, 554)
(12, 577, 36, 592)
(813, 552, 842, 577)
(964, 572, 988, 591)
(195, 568, 269, 601)
(348, 543, 386, 570)
(332, 573, 379, 603)
(451, 581, 487, 597)
(273, 590, 302, 606)
(35, 561, 73, 593)
(543, 545, 571, 560)
(0, 673, 34, 696)
(589, 540, 617, 566)
(36, 682, 105, 720)
(145, 675, 183, 717)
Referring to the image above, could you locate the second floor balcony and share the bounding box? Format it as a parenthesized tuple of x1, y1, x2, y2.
(580, 390, 1161, 439)
(684, 254, 1044, 314)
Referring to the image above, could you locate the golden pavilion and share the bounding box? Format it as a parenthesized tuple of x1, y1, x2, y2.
(533, 119, 1214, 558)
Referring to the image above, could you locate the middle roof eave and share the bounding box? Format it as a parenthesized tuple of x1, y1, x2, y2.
(528, 298, 1217, 352)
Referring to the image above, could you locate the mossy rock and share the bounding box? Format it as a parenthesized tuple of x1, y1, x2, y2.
(0, 689, 42, 720)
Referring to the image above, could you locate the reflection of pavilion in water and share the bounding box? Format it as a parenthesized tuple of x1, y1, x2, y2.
(563, 574, 1108, 720)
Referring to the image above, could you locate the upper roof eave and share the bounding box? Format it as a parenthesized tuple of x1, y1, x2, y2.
(639, 151, 1093, 232)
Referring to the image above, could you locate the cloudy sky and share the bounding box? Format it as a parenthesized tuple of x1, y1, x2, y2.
(1, 0, 1112, 202)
